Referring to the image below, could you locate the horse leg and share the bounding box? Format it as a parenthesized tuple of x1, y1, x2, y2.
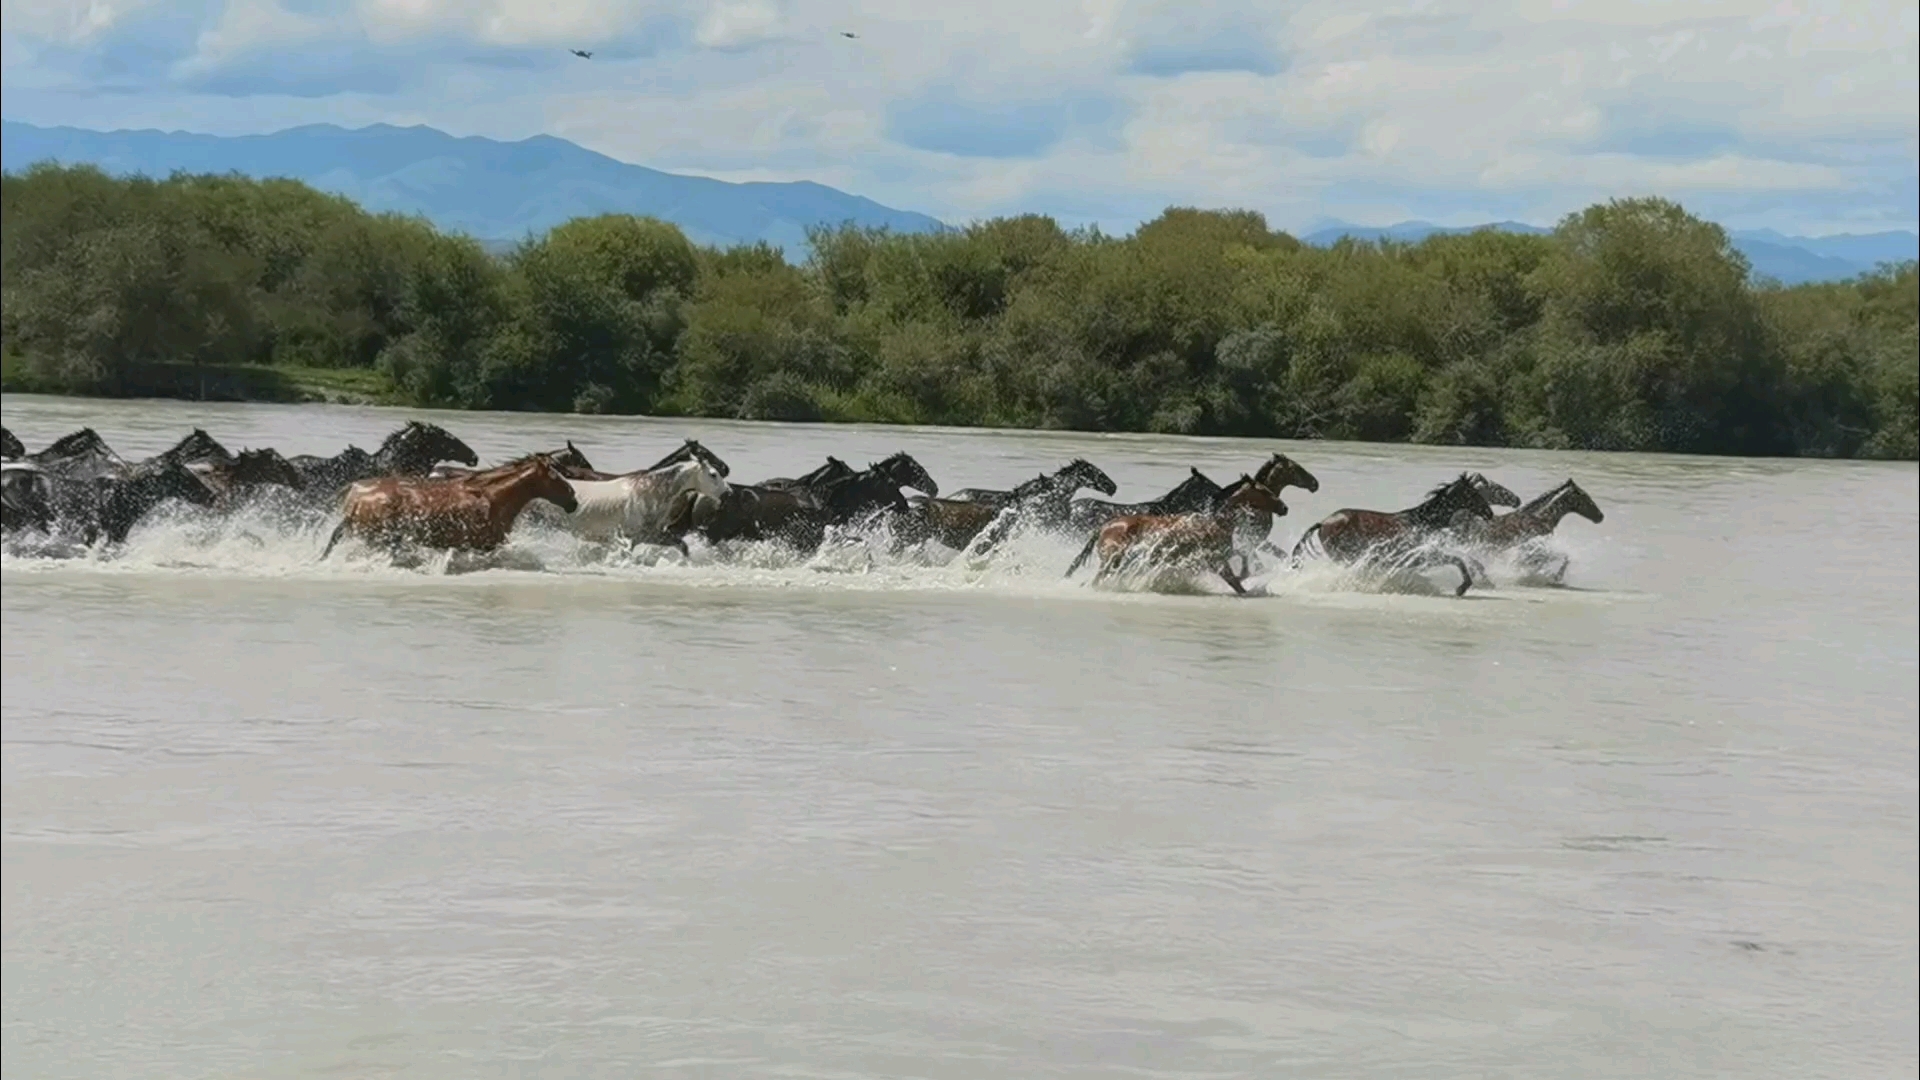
(1288, 523, 1322, 569)
(1464, 553, 1493, 588)
(1446, 555, 1473, 597)
(318, 519, 349, 560)
(1064, 531, 1100, 579)
(1218, 561, 1249, 596)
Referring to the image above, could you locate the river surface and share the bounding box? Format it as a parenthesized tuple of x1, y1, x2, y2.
(3, 394, 1916, 1079)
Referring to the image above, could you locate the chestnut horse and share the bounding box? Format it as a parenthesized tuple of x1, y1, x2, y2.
(1064, 477, 1290, 596)
(318, 454, 579, 559)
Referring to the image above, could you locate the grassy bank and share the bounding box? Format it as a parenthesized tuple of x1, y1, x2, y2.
(1, 352, 394, 406)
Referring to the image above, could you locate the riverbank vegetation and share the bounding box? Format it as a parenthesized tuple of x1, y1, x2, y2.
(3, 163, 1913, 459)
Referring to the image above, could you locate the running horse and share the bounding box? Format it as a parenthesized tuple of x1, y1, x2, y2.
(1064, 477, 1290, 595)
(1289, 472, 1504, 596)
(560, 458, 732, 553)
(906, 458, 1118, 556)
(319, 453, 580, 559)
(813, 451, 940, 528)
(1450, 479, 1605, 584)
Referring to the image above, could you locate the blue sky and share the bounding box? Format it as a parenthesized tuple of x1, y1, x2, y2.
(3, 0, 1916, 236)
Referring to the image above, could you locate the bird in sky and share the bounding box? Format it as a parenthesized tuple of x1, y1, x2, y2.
(839, 31, 858, 39)
(570, 49, 593, 59)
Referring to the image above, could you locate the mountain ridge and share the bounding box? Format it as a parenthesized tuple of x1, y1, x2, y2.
(4, 119, 1914, 283)
(1300, 218, 1916, 285)
(1, 119, 948, 257)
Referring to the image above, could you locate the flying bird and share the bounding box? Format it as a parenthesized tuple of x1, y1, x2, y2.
(839, 31, 858, 39)
(570, 49, 593, 59)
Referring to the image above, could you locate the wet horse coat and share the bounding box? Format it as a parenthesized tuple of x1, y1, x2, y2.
(1066, 478, 1290, 595)
(320, 455, 580, 558)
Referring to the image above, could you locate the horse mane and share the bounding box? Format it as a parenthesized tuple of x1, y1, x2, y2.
(380, 420, 449, 450)
(39, 428, 111, 458)
(1517, 480, 1572, 514)
(1426, 472, 1477, 500)
(162, 428, 231, 461)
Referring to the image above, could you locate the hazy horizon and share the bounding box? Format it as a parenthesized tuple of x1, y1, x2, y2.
(3, 0, 1913, 240)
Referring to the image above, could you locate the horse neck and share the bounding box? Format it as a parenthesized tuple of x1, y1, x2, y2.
(1522, 489, 1581, 533)
(485, 467, 563, 520)
(1405, 495, 1464, 529)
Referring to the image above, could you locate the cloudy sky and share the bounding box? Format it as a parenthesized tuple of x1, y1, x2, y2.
(3, 0, 1916, 236)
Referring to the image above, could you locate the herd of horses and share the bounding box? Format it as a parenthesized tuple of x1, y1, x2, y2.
(0, 420, 1607, 595)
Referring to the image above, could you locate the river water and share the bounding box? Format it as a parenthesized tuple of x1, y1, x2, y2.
(2, 394, 1915, 1079)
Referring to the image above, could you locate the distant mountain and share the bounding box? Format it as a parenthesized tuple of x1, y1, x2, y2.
(1302, 218, 1918, 286)
(1, 120, 948, 257)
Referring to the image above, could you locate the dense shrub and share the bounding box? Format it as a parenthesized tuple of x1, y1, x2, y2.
(3, 163, 1913, 458)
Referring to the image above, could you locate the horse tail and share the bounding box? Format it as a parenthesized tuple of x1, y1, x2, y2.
(318, 518, 349, 561)
(1064, 530, 1100, 579)
(1289, 522, 1323, 565)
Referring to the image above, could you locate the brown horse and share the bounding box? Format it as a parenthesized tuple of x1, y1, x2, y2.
(1451, 479, 1604, 584)
(318, 454, 580, 560)
(1289, 473, 1497, 596)
(1064, 477, 1289, 595)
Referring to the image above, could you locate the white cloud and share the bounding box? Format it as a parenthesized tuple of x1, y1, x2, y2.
(2, 0, 1914, 235)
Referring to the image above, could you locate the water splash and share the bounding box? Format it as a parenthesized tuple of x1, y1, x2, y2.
(2, 498, 1617, 607)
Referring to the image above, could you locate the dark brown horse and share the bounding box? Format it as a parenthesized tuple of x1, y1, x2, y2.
(904, 458, 1120, 555)
(1451, 479, 1605, 584)
(1289, 473, 1497, 596)
(432, 441, 600, 482)
(1065, 477, 1289, 596)
(319, 454, 580, 559)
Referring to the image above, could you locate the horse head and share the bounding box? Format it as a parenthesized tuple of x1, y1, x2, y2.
(670, 459, 732, 502)
(230, 448, 307, 490)
(1556, 479, 1604, 524)
(520, 455, 580, 514)
(553, 440, 597, 474)
(648, 438, 731, 478)
(1256, 453, 1319, 494)
(679, 439, 731, 479)
(1465, 471, 1520, 509)
(380, 421, 478, 472)
(1225, 475, 1288, 517)
(1060, 457, 1118, 497)
(875, 451, 938, 498)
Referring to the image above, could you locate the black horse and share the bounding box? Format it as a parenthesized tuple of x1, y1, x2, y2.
(696, 455, 863, 552)
(289, 421, 479, 501)
(433, 440, 599, 481)
(814, 451, 941, 528)
(758, 457, 855, 501)
(935, 458, 1121, 558)
(23, 428, 129, 481)
(1066, 468, 1228, 535)
(698, 482, 831, 551)
(92, 456, 225, 545)
(1, 427, 24, 461)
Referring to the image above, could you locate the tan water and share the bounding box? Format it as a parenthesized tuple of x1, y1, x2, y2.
(3, 394, 1915, 1079)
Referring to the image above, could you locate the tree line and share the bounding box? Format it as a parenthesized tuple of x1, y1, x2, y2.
(3, 162, 1913, 459)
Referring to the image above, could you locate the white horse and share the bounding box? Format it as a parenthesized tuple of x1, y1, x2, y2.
(563, 460, 731, 547)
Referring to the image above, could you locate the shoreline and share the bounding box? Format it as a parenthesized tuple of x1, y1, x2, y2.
(7, 386, 1916, 468)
